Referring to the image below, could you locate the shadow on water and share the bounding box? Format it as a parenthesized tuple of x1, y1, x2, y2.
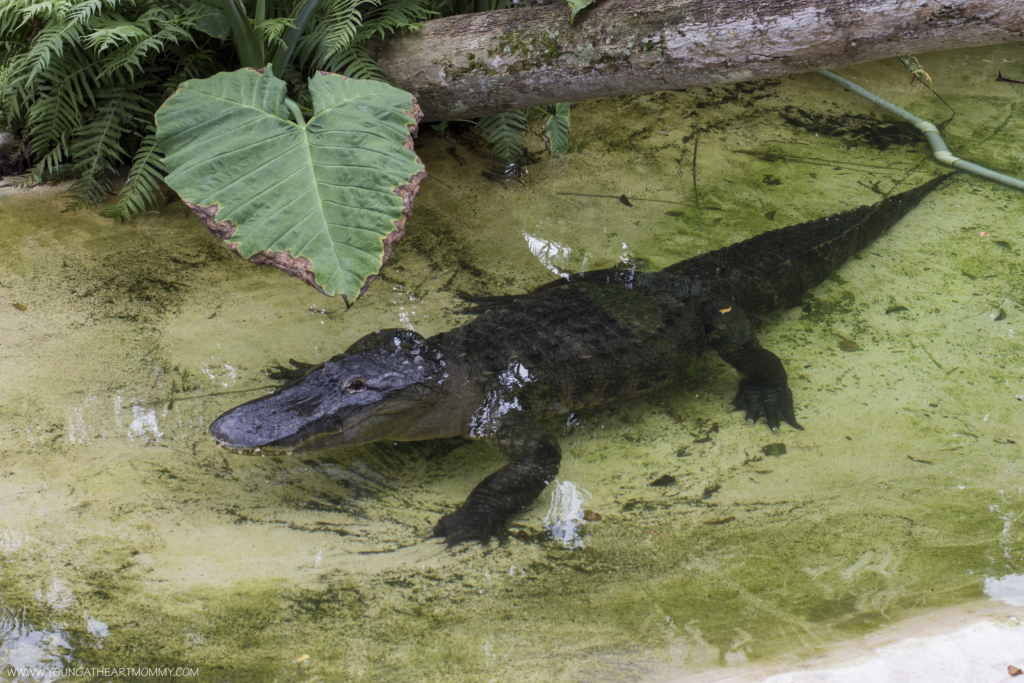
(1, 45, 1024, 681)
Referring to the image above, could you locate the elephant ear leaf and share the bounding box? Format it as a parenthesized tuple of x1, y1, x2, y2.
(155, 68, 426, 304)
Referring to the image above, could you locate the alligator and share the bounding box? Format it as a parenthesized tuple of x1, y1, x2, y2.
(210, 173, 952, 545)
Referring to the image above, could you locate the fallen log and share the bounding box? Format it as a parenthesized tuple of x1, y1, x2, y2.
(371, 0, 1024, 121)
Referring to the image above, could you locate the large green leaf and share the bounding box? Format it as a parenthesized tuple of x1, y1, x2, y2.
(155, 67, 425, 303)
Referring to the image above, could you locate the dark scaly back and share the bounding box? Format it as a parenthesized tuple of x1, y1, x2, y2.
(436, 284, 683, 422)
(661, 174, 951, 314)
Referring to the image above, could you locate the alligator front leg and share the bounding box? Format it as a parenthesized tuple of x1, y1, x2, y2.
(433, 412, 560, 546)
(713, 308, 803, 431)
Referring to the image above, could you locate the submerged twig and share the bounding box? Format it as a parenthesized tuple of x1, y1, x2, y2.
(732, 150, 900, 174)
(133, 385, 277, 408)
(896, 56, 955, 128)
(692, 137, 700, 210)
(556, 192, 689, 205)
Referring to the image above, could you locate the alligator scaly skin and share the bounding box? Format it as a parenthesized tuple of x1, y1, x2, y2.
(210, 174, 952, 545)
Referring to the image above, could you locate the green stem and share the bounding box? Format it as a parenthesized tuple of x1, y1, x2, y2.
(285, 97, 305, 127)
(818, 70, 1024, 193)
(271, 0, 324, 78)
(221, 0, 264, 68)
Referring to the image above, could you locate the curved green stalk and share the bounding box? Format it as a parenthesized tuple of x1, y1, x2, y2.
(284, 97, 305, 126)
(271, 0, 324, 79)
(818, 70, 1024, 193)
(221, 0, 264, 68)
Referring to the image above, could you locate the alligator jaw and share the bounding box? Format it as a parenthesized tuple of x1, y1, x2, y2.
(209, 348, 442, 451)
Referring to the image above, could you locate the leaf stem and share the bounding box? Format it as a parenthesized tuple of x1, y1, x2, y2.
(285, 97, 305, 126)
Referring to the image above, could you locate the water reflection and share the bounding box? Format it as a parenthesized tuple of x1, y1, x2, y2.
(128, 406, 162, 442)
(0, 600, 108, 683)
(199, 360, 237, 387)
(543, 480, 592, 549)
(983, 574, 1024, 606)
(0, 614, 73, 683)
(522, 231, 573, 278)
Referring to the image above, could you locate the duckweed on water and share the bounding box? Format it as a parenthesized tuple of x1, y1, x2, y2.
(1, 45, 1023, 681)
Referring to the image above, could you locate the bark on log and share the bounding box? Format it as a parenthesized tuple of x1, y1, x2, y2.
(372, 0, 1024, 121)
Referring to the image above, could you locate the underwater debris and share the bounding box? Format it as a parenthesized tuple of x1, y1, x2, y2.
(779, 106, 925, 151)
(704, 516, 735, 525)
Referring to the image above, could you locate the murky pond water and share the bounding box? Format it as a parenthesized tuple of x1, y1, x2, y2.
(2, 45, 1023, 682)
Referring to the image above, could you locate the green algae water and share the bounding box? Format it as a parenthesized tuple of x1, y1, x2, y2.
(2, 45, 1024, 682)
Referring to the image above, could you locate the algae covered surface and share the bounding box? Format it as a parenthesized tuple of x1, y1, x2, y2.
(2, 46, 1024, 681)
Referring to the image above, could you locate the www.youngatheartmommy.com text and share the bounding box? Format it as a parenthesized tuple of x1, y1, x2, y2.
(3, 667, 199, 678)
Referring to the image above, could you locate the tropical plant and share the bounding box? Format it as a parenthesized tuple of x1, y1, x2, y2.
(0, 0, 214, 216)
(0, 0, 445, 221)
(0, 0, 575, 302)
(474, 103, 570, 162)
(451, 2, 572, 162)
(156, 67, 426, 303)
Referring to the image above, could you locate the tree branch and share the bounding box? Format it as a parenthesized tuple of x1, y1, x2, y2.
(371, 0, 1024, 121)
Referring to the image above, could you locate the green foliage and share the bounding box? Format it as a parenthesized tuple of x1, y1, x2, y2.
(102, 127, 167, 221)
(156, 68, 425, 302)
(477, 109, 528, 160)
(566, 0, 594, 23)
(292, 0, 436, 82)
(541, 101, 569, 155)
(0, 0, 221, 214)
(1, 0, 582, 299)
(0, 0, 448, 221)
(475, 104, 572, 162)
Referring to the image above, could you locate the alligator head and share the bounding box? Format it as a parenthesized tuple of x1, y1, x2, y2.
(209, 347, 445, 451)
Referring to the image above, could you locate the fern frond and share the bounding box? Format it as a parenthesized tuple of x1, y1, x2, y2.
(5, 172, 40, 188)
(102, 129, 166, 221)
(66, 0, 110, 25)
(320, 43, 385, 81)
(477, 109, 527, 160)
(28, 142, 67, 181)
(68, 87, 131, 204)
(95, 29, 179, 79)
(359, 0, 434, 39)
(0, 0, 32, 36)
(87, 7, 194, 80)
(316, 0, 361, 56)
(26, 79, 82, 162)
(253, 16, 296, 50)
(24, 16, 85, 84)
(65, 173, 111, 208)
(161, 43, 222, 95)
(294, 0, 363, 70)
(86, 19, 151, 53)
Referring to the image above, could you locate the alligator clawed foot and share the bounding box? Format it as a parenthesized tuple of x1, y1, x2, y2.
(730, 380, 803, 431)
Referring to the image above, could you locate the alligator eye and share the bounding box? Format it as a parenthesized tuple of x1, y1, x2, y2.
(345, 378, 367, 393)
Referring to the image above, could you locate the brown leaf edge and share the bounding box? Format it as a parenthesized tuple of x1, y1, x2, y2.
(324, 72, 428, 306)
(184, 71, 427, 306)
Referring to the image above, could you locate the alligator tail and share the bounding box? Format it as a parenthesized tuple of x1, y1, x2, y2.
(663, 173, 954, 314)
